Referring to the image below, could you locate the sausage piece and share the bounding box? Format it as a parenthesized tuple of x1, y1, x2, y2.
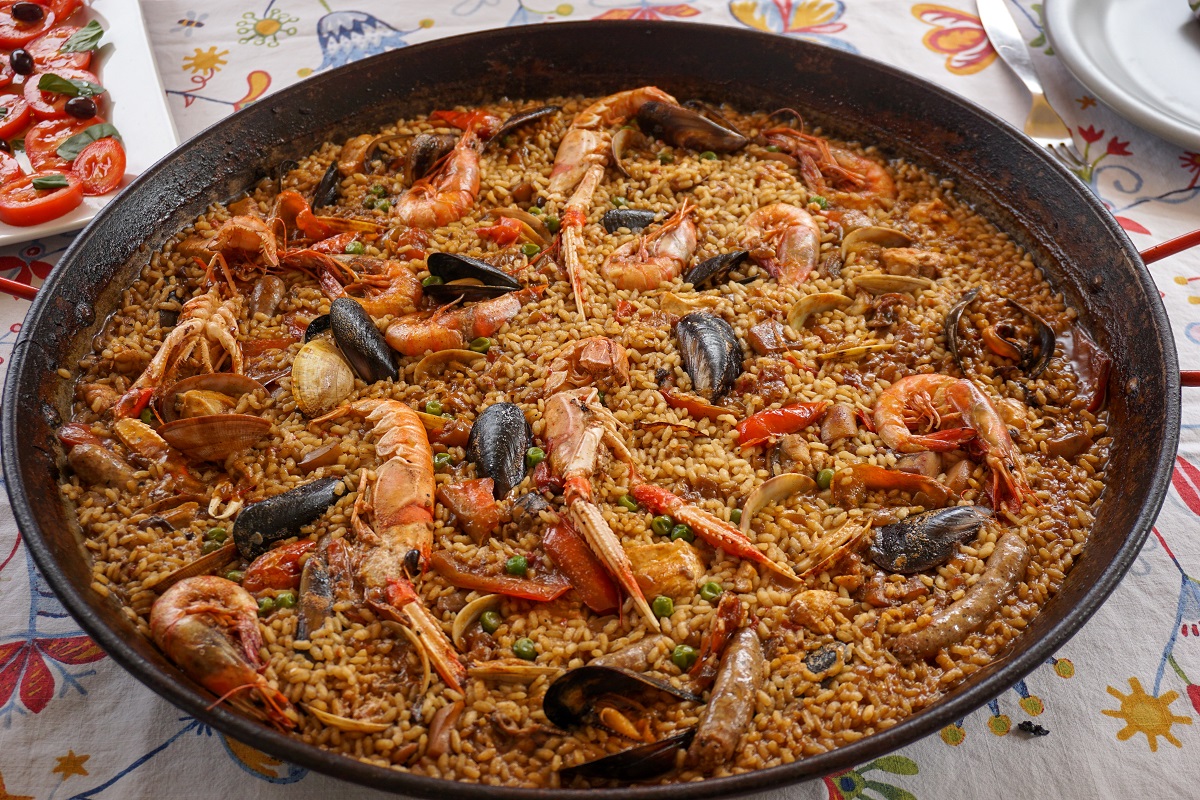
(687, 627, 764, 770)
(892, 530, 1030, 662)
(67, 443, 135, 487)
(591, 634, 669, 671)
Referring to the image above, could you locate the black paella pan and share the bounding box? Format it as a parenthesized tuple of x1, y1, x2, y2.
(0, 20, 1179, 799)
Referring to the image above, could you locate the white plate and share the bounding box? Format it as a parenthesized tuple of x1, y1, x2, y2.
(0, 0, 178, 247)
(1045, 0, 1200, 151)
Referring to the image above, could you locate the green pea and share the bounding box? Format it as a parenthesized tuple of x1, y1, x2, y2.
(480, 610, 502, 634)
(503, 135, 517, 147)
(670, 524, 694, 543)
(729, 509, 742, 525)
(513, 637, 537, 661)
(201, 540, 223, 555)
(618, 494, 639, 512)
(275, 590, 297, 609)
(765, 144, 781, 153)
(224, 569, 245, 584)
(811, 195, 829, 209)
(139, 408, 153, 425)
(699, 151, 717, 160)
(370, 184, 387, 198)
(528, 206, 544, 215)
(425, 399, 443, 417)
(205, 526, 227, 542)
(700, 581, 723, 602)
(545, 216, 560, 234)
(362, 196, 377, 210)
(374, 200, 391, 213)
(257, 596, 276, 615)
(526, 446, 545, 468)
(672, 644, 698, 671)
(421, 275, 444, 287)
(344, 240, 365, 255)
(433, 452, 453, 469)
(521, 242, 541, 257)
(658, 151, 673, 164)
(505, 554, 528, 576)
(651, 515, 674, 537)
(613, 197, 627, 207)
(817, 468, 834, 490)
(442, 412, 454, 419)
(469, 336, 491, 353)
(652, 595, 674, 617)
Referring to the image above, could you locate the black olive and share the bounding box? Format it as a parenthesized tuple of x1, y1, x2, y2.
(65, 97, 96, 119)
(9, 49, 33, 76)
(0, 140, 10, 155)
(11, 2, 45, 22)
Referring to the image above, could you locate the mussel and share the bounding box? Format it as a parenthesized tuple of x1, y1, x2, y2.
(329, 297, 396, 383)
(406, 134, 457, 184)
(543, 665, 702, 730)
(467, 403, 532, 499)
(559, 729, 696, 782)
(868, 505, 993, 574)
(483, 105, 560, 149)
(311, 161, 340, 209)
(675, 312, 742, 401)
(424, 252, 521, 303)
(232, 476, 344, 559)
(601, 208, 657, 234)
(635, 101, 748, 153)
(945, 290, 1056, 379)
(682, 250, 749, 287)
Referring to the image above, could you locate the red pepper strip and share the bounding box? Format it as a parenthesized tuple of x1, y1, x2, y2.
(615, 299, 635, 320)
(660, 389, 730, 422)
(429, 551, 571, 602)
(242, 337, 298, 357)
(533, 459, 561, 493)
(436, 479, 502, 543)
(244, 540, 317, 593)
(736, 401, 829, 448)
(57, 422, 101, 449)
(542, 521, 621, 615)
(476, 216, 522, 246)
(430, 109, 501, 135)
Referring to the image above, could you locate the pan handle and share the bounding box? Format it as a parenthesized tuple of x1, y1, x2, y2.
(1141, 228, 1200, 265)
(0, 276, 37, 301)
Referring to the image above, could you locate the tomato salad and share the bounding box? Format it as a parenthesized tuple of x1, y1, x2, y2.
(0, 2, 126, 227)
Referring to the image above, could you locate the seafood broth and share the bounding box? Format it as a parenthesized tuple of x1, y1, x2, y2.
(57, 90, 1110, 786)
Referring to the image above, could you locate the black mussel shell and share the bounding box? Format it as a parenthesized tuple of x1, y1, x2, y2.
(275, 159, 299, 194)
(467, 403, 532, 499)
(869, 506, 993, 574)
(804, 643, 844, 679)
(330, 297, 397, 383)
(945, 288, 979, 375)
(427, 252, 520, 290)
(304, 314, 331, 342)
(543, 666, 703, 730)
(681, 99, 747, 139)
(423, 283, 516, 304)
(311, 161, 340, 209)
(407, 134, 457, 184)
(682, 250, 750, 287)
(601, 208, 657, 234)
(676, 312, 742, 401)
(485, 105, 561, 149)
(233, 477, 343, 559)
(635, 100, 748, 153)
(559, 728, 696, 782)
(1007, 299, 1056, 379)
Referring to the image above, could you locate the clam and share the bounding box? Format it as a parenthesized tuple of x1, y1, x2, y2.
(291, 338, 355, 417)
(675, 312, 742, 401)
(786, 291, 852, 331)
(682, 251, 750, 287)
(330, 297, 397, 384)
(406, 133, 457, 184)
(601, 208, 657, 234)
(468, 660, 562, 683)
(869, 506, 993, 574)
(635, 101, 748, 152)
(451, 593, 502, 649)
(542, 665, 702, 731)
(852, 273, 935, 295)
(489, 208, 552, 244)
(840, 225, 915, 259)
(467, 403, 532, 499)
(232, 476, 344, 559)
(424, 252, 521, 303)
(412, 349, 485, 383)
(611, 126, 650, 177)
(739, 473, 817, 535)
(159, 373, 267, 423)
(814, 342, 893, 361)
(150, 541, 238, 593)
(560, 729, 696, 782)
(659, 292, 722, 318)
(303, 705, 390, 733)
(159, 413, 272, 462)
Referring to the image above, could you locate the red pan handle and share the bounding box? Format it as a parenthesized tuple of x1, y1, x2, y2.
(0, 276, 37, 301)
(1141, 228, 1200, 265)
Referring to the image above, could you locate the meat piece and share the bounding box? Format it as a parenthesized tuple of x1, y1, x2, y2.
(773, 434, 810, 474)
(67, 443, 135, 487)
(624, 541, 705, 599)
(787, 589, 840, 634)
(747, 320, 789, 355)
(880, 247, 948, 278)
(250, 275, 286, 318)
(892, 530, 1029, 662)
(77, 383, 120, 415)
(688, 627, 764, 770)
(865, 292, 909, 329)
(591, 634, 669, 671)
(819, 403, 858, 445)
(896, 451, 941, 478)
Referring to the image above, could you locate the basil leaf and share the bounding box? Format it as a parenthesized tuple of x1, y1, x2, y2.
(56, 122, 122, 161)
(58, 20, 103, 53)
(31, 175, 70, 190)
(36, 73, 106, 98)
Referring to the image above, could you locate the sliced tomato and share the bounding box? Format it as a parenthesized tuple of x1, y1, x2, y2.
(25, 114, 97, 170)
(27, 26, 90, 71)
(71, 136, 123, 195)
(0, 2, 55, 49)
(0, 150, 22, 183)
(23, 66, 101, 120)
(0, 171, 82, 226)
(33, 0, 80, 22)
(0, 91, 30, 139)
(0, 56, 12, 89)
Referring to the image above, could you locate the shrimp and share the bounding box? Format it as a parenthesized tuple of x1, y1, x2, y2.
(559, 165, 603, 318)
(544, 388, 658, 628)
(544, 336, 630, 396)
(548, 86, 678, 195)
(313, 399, 467, 691)
(384, 285, 544, 357)
(760, 125, 896, 210)
(112, 290, 244, 419)
(272, 190, 382, 243)
(599, 201, 698, 291)
(281, 249, 423, 317)
(874, 374, 1029, 509)
(392, 128, 484, 229)
(206, 215, 280, 270)
(150, 576, 298, 730)
(741, 203, 821, 285)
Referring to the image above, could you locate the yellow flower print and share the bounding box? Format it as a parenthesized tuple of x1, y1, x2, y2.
(182, 47, 229, 74)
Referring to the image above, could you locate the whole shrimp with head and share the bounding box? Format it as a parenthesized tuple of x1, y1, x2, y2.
(873, 373, 1030, 510)
(391, 112, 500, 230)
(544, 388, 658, 628)
(741, 203, 821, 285)
(312, 399, 467, 691)
(600, 201, 698, 291)
(760, 114, 897, 210)
(150, 575, 298, 730)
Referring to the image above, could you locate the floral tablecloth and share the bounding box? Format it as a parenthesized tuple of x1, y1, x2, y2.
(1, 1, 1198, 798)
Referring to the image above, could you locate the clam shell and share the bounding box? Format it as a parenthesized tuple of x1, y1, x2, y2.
(158, 413, 271, 462)
(303, 705, 390, 733)
(468, 660, 562, 683)
(853, 273, 935, 295)
(159, 373, 268, 422)
(413, 349, 485, 383)
(660, 292, 722, 318)
(291, 338, 355, 417)
(739, 473, 817, 534)
(451, 593, 502, 650)
(840, 225, 915, 258)
(787, 292, 852, 331)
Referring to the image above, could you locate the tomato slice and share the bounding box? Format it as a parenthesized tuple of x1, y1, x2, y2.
(23, 66, 101, 120)
(71, 136, 123, 195)
(0, 171, 82, 226)
(33, 0, 80, 22)
(0, 91, 30, 139)
(25, 114, 97, 169)
(27, 26, 90, 71)
(0, 150, 22, 183)
(0, 2, 55, 49)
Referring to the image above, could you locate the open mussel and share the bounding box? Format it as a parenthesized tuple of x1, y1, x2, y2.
(233, 476, 344, 559)
(635, 101, 747, 153)
(484, 105, 560, 149)
(682, 250, 749, 287)
(868, 505, 993, 574)
(406, 133, 457, 184)
(543, 665, 702, 730)
(467, 403, 532, 499)
(601, 209, 657, 234)
(424, 252, 521, 303)
(945, 290, 1055, 379)
(560, 728, 696, 782)
(311, 161, 341, 209)
(676, 312, 742, 401)
(329, 297, 397, 383)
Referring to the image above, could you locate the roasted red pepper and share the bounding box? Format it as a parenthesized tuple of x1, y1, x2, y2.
(736, 401, 829, 448)
(243, 540, 317, 593)
(476, 216, 522, 246)
(436, 478, 502, 543)
(430, 109, 500, 136)
(429, 551, 570, 602)
(542, 521, 620, 614)
(660, 389, 729, 422)
(57, 422, 101, 449)
(242, 337, 297, 357)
